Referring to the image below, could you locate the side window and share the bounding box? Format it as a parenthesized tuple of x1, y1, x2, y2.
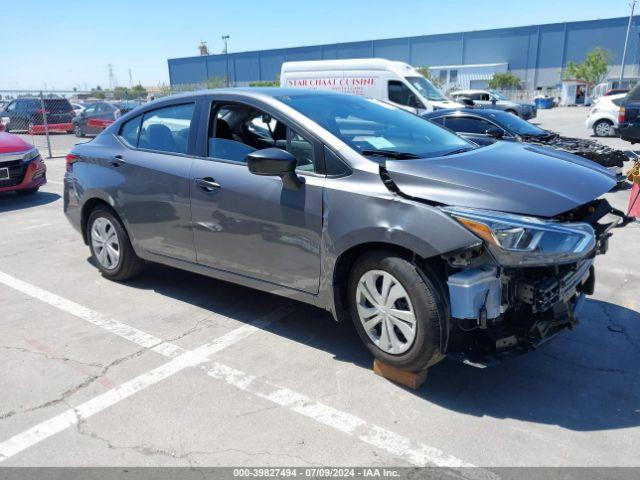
(324, 146, 351, 177)
(613, 98, 623, 107)
(138, 103, 194, 154)
(388, 81, 422, 108)
(84, 104, 97, 115)
(208, 103, 317, 173)
(444, 116, 495, 135)
(120, 115, 142, 147)
(288, 130, 315, 172)
(481, 93, 491, 101)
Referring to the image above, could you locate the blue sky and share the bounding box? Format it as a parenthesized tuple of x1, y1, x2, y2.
(1, 0, 636, 90)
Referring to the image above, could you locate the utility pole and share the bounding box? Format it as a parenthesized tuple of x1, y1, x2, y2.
(108, 64, 115, 90)
(222, 35, 230, 87)
(619, 0, 637, 87)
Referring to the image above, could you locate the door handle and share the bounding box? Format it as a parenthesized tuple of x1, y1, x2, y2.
(111, 155, 125, 167)
(195, 177, 221, 192)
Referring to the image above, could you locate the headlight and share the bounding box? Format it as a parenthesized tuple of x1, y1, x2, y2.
(442, 207, 596, 266)
(23, 149, 40, 162)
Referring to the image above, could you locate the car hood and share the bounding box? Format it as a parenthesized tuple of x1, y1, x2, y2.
(0, 132, 33, 154)
(384, 141, 616, 217)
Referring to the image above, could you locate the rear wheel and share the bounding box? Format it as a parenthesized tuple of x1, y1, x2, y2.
(593, 119, 613, 137)
(74, 124, 85, 138)
(87, 206, 144, 281)
(348, 251, 445, 372)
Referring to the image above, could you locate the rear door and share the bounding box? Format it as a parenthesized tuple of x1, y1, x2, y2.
(113, 102, 198, 262)
(189, 97, 324, 293)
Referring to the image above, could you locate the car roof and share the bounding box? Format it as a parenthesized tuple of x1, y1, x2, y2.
(422, 108, 504, 119)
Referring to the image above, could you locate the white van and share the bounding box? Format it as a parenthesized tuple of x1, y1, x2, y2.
(280, 58, 463, 114)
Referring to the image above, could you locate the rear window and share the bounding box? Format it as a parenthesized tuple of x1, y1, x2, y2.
(43, 99, 73, 113)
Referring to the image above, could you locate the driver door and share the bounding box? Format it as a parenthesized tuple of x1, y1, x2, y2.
(190, 100, 324, 294)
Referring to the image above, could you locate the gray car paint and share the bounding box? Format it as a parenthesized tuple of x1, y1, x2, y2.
(384, 141, 616, 217)
(63, 88, 612, 321)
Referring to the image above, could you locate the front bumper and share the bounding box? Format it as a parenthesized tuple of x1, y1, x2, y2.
(0, 156, 46, 192)
(443, 201, 629, 367)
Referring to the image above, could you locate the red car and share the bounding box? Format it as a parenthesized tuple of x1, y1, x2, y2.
(0, 132, 47, 195)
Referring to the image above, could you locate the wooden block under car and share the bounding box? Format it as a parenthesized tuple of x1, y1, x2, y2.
(373, 359, 429, 389)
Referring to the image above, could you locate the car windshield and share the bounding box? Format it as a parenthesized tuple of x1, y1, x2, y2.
(277, 93, 472, 159)
(489, 90, 507, 101)
(406, 76, 447, 101)
(485, 110, 546, 136)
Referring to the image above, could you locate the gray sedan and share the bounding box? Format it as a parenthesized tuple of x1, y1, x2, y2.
(64, 88, 624, 372)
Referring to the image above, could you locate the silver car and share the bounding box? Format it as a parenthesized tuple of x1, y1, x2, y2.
(64, 88, 625, 372)
(450, 89, 537, 120)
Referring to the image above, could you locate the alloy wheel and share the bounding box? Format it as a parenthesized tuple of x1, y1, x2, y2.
(355, 270, 417, 355)
(91, 217, 120, 270)
(595, 121, 612, 137)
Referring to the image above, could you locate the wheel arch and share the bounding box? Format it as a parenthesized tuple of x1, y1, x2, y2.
(80, 196, 118, 245)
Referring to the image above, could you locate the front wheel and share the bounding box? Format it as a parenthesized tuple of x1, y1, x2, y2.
(87, 206, 144, 281)
(348, 251, 445, 372)
(593, 119, 613, 137)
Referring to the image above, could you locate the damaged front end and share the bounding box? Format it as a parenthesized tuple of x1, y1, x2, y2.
(438, 199, 630, 367)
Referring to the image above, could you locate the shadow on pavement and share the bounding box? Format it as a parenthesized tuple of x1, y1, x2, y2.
(124, 262, 640, 433)
(0, 190, 60, 213)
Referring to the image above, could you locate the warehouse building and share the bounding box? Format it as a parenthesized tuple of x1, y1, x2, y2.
(168, 16, 640, 90)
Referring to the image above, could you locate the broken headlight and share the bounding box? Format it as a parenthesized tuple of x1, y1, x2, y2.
(442, 207, 596, 266)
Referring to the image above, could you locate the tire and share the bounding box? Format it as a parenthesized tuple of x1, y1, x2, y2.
(74, 124, 85, 138)
(593, 119, 613, 137)
(87, 206, 144, 281)
(16, 188, 39, 195)
(347, 251, 445, 372)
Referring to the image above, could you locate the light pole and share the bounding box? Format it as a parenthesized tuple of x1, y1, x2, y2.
(619, 0, 637, 86)
(222, 35, 230, 87)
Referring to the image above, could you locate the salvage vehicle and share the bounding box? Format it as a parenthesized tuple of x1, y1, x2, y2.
(424, 108, 628, 185)
(64, 89, 627, 371)
(280, 58, 464, 113)
(0, 97, 74, 134)
(0, 132, 46, 195)
(618, 82, 640, 144)
(449, 90, 537, 119)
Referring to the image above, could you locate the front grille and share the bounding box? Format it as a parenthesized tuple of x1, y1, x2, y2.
(0, 162, 27, 188)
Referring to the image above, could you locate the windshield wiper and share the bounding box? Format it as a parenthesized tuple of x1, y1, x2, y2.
(443, 147, 475, 156)
(361, 149, 421, 160)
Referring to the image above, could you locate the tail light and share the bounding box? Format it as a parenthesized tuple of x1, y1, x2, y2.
(66, 153, 78, 172)
(619, 106, 626, 124)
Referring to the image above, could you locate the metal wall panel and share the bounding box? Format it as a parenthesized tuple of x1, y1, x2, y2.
(168, 16, 640, 88)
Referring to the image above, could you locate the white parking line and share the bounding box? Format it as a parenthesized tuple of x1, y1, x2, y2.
(0, 271, 496, 479)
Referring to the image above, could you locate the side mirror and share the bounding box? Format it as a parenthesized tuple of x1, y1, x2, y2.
(246, 147, 303, 190)
(485, 127, 504, 139)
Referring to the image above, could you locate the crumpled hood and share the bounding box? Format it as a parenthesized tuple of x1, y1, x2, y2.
(384, 141, 616, 217)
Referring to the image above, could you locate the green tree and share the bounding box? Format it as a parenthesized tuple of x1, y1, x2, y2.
(487, 72, 522, 90)
(417, 67, 444, 88)
(563, 47, 612, 85)
(91, 86, 105, 99)
(248, 80, 279, 87)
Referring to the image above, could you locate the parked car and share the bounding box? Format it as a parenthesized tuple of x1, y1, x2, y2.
(424, 108, 628, 184)
(280, 58, 464, 114)
(0, 132, 46, 195)
(0, 97, 74, 134)
(450, 89, 537, 119)
(64, 89, 627, 371)
(73, 101, 140, 137)
(617, 83, 640, 144)
(586, 93, 626, 137)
